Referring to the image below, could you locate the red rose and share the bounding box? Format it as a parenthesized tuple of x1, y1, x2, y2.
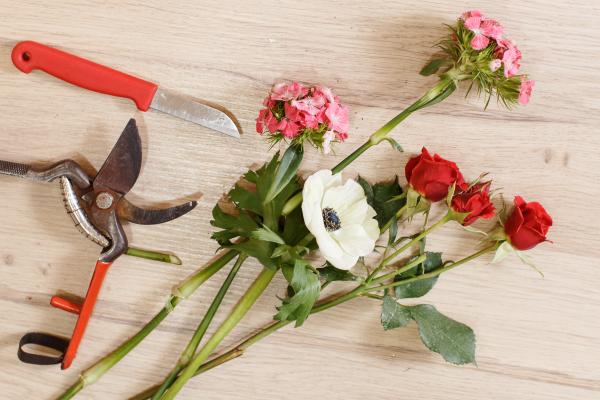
(504, 196, 552, 250)
(405, 147, 467, 202)
(451, 182, 496, 225)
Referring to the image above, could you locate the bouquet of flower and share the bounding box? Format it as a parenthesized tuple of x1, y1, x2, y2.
(57, 11, 551, 400)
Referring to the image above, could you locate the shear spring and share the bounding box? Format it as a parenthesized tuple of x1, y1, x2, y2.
(60, 177, 110, 248)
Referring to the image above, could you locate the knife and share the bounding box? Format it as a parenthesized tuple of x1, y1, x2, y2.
(11, 41, 241, 138)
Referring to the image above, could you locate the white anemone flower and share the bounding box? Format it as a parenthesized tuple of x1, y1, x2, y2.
(302, 170, 379, 270)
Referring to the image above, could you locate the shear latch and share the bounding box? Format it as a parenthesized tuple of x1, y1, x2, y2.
(18, 332, 69, 365)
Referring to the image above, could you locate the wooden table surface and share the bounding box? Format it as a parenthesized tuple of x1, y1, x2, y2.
(1, 1, 599, 399)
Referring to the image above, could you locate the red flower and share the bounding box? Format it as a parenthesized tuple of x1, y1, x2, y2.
(504, 196, 552, 250)
(451, 182, 496, 225)
(405, 147, 467, 202)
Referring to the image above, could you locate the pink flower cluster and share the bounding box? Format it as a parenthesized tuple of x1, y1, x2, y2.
(256, 82, 349, 151)
(461, 10, 534, 105)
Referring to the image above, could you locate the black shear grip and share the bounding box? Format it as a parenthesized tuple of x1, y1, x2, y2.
(18, 332, 69, 365)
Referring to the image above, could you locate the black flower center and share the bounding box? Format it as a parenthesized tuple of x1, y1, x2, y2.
(322, 207, 341, 231)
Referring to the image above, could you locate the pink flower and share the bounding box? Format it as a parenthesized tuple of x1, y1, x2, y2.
(270, 82, 308, 101)
(489, 59, 502, 71)
(324, 102, 349, 134)
(518, 78, 534, 105)
(281, 120, 301, 138)
(256, 82, 349, 151)
(314, 85, 338, 104)
(495, 39, 522, 77)
(461, 10, 503, 50)
(255, 108, 270, 133)
(292, 94, 326, 115)
(266, 112, 285, 133)
(284, 101, 302, 122)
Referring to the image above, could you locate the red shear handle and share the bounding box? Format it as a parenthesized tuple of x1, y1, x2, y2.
(11, 41, 158, 111)
(61, 260, 112, 370)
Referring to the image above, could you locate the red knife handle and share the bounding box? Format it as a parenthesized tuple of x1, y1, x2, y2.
(61, 260, 113, 370)
(12, 41, 158, 111)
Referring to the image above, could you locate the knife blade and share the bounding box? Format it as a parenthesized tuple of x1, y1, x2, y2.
(11, 41, 241, 138)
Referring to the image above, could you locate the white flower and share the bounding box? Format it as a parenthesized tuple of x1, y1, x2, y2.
(302, 170, 379, 270)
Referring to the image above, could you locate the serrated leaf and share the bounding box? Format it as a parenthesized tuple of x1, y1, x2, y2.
(250, 225, 285, 244)
(318, 263, 358, 283)
(265, 144, 304, 203)
(358, 176, 406, 229)
(394, 252, 442, 299)
(229, 184, 262, 216)
(409, 304, 476, 365)
(210, 206, 258, 245)
(274, 260, 321, 327)
(381, 295, 412, 330)
(420, 59, 446, 76)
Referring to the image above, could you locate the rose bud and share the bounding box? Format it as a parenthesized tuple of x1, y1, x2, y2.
(504, 196, 552, 250)
(405, 147, 467, 202)
(451, 181, 496, 225)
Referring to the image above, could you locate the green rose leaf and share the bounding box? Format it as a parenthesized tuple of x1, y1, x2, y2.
(409, 304, 476, 365)
(358, 176, 406, 229)
(420, 59, 446, 76)
(318, 263, 358, 283)
(394, 252, 442, 299)
(275, 260, 321, 327)
(381, 295, 412, 330)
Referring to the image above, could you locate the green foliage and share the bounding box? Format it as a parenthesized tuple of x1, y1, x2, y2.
(410, 304, 476, 365)
(210, 152, 307, 270)
(380, 297, 476, 365)
(265, 144, 304, 203)
(358, 176, 406, 229)
(381, 295, 412, 330)
(275, 260, 321, 327)
(394, 252, 442, 299)
(420, 59, 447, 76)
(318, 263, 358, 284)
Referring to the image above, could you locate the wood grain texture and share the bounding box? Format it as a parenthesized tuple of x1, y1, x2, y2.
(1, 0, 599, 399)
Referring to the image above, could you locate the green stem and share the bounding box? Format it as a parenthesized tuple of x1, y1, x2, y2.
(126, 247, 182, 265)
(173, 250, 239, 299)
(57, 296, 182, 400)
(331, 140, 375, 174)
(55, 250, 239, 400)
(381, 213, 450, 266)
(379, 203, 408, 242)
(133, 244, 491, 400)
(368, 254, 427, 286)
(150, 254, 247, 400)
(161, 267, 278, 400)
(366, 243, 499, 293)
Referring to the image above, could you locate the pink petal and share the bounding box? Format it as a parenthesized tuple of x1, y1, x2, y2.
(461, 10, 483, 20)
(481, 19, 504, 40)
(470, 34, 489, 50)
(518, 79, 535, 105)
(464, 16, 482, 30)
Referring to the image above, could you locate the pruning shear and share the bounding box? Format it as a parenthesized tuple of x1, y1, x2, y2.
(0, 119, 197, 369)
